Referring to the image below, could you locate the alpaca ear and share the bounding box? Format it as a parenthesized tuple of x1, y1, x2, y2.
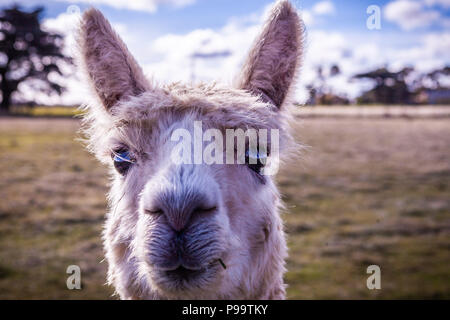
(235, 0, 303, 108)
(78, 8, 149, 110)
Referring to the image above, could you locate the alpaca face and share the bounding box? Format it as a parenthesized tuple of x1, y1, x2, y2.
(102, 105, 284, 298)
(122, 115, 272, 296)
(78, 0, 303, 299)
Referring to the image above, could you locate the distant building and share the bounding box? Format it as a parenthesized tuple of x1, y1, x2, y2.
(415, 89, 450, 105)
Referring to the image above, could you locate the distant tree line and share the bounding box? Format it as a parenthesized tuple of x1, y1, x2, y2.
(306, 64, 450, 106)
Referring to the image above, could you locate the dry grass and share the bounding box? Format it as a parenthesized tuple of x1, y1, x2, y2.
(0, 116, 449, 299)
(8, 106, 84, 117)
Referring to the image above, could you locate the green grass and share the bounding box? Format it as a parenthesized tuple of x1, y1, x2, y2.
(0, 116, 449, 299)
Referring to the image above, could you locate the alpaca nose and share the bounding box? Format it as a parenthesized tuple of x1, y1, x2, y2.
(147, 190, 217, 232)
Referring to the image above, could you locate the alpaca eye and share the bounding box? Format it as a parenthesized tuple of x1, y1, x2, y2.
(112, 149, 134, 175)
(245, 148, 267, 175)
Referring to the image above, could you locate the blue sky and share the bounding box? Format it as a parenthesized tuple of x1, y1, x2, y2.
(13, 0, 450, 33)
(3, 0, 450, 104)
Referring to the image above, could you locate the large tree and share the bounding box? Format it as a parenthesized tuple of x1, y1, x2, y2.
(0, 5, 70, 112)
(353, 67, 412, 104)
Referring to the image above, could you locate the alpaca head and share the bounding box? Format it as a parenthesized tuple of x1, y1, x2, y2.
(78, 0, 303, 299)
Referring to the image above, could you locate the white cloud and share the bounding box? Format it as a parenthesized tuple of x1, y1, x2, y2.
(299, 26, 450, 100)
(300, 9, 314, 26)
(312, 1, 335, 15)
(42, 11, 80, 56)
(143, 20, 260, 84)
(424, 0, 450, 8)
(33, 1, 450, 105)
(388, 32, 450, 71)
(384, 0, 442, 30)
(58, 0, 196, 13)
(30, 11, 84, 105)
(300, 1, 335, 27)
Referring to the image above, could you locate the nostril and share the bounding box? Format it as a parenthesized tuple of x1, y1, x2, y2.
(195, 206, 217, 215)
(175, 230, 184, 240)
(144, 208, 164, 216)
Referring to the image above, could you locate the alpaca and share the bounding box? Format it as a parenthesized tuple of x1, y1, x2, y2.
(77, 0, 303, 299)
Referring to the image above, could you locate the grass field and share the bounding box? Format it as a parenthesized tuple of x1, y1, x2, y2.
(0, 115, 449, 299)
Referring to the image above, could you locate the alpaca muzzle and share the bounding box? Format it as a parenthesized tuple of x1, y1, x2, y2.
(146, 218, 226, 291)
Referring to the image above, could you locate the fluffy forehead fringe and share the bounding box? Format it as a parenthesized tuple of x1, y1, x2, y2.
(112, 82, 280, 127)
(79, 82, 297, 163)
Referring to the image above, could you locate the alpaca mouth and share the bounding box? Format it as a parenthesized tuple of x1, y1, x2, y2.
(165, 266, 205, 280)
(154, 259, 223, 292)
(163, 258, 221, 279)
